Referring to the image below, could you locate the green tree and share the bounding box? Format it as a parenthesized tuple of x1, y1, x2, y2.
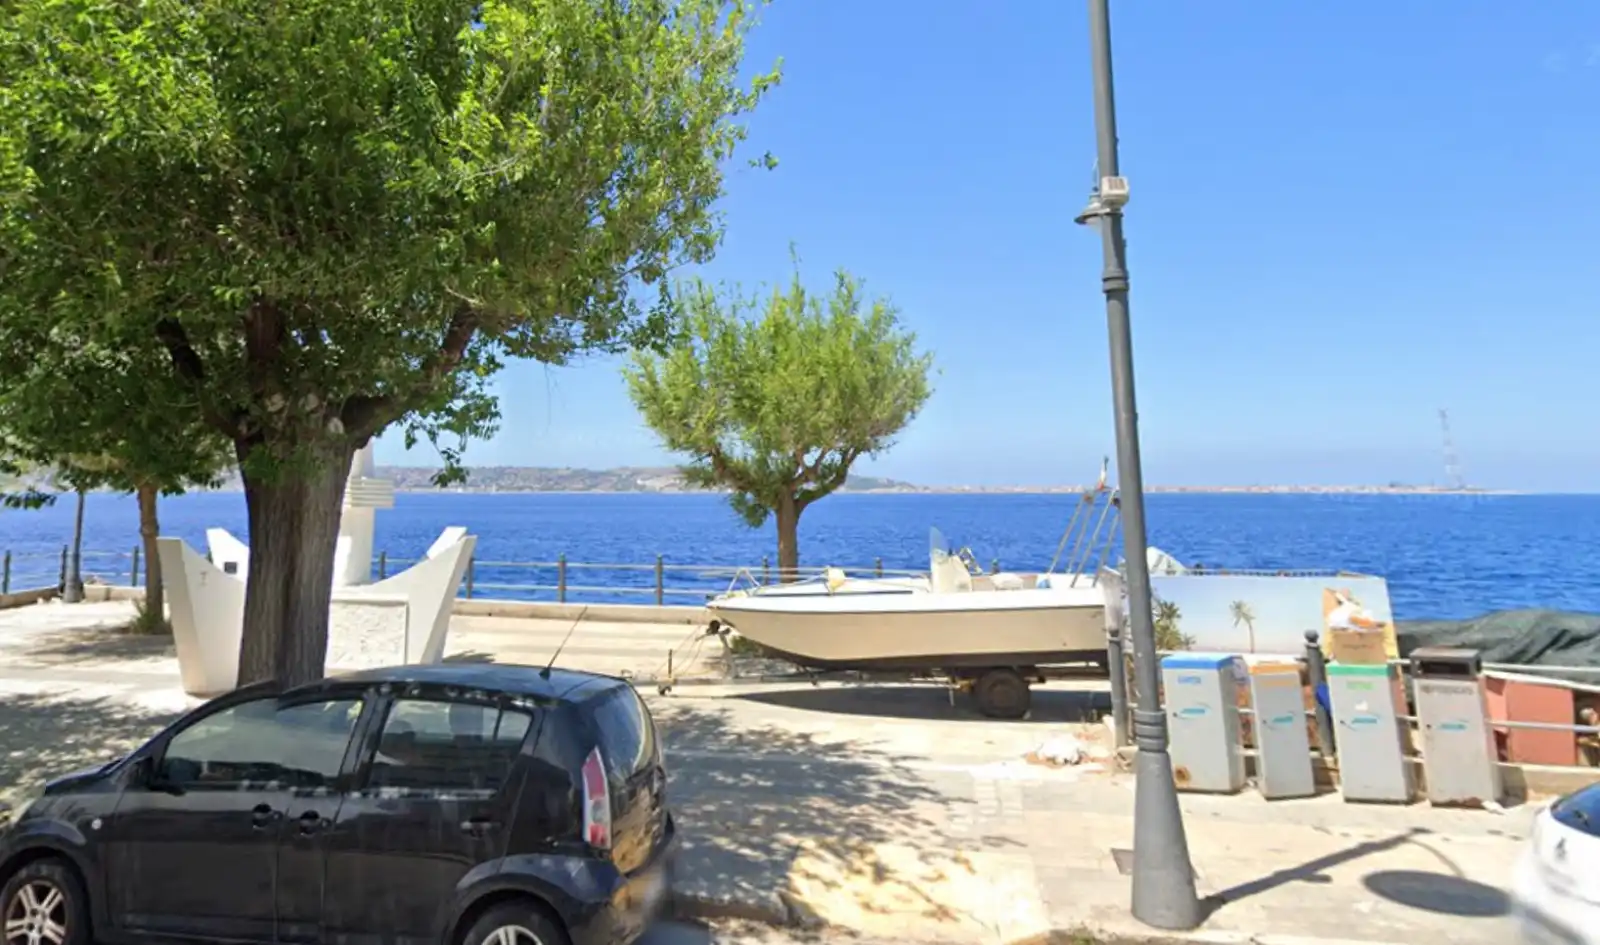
(0, 335, 233, 625)
(0, 442, 52, 512)
(624, 268, 934, 579)
(0, 0, 777, 684)
(1153, 597, 1194, 652)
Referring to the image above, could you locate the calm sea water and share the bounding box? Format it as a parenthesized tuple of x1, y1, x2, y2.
(0, 491, 1594, 621)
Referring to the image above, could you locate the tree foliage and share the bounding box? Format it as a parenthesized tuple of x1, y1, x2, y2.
(0, 0, 777, 683)
(624, 267, 933, 576)
(0, 332, 234, 623)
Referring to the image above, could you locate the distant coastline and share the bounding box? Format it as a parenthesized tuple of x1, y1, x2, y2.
(193, 465, 1513, 496)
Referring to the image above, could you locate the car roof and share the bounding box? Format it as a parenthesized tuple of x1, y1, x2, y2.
(293, 662, 626, 703)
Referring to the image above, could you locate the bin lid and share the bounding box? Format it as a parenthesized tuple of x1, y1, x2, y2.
(1161, 653, 1237, 670)
(1326, 662, 1391, 678)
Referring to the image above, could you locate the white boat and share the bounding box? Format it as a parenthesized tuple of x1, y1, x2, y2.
(706, 525, 1115, 673)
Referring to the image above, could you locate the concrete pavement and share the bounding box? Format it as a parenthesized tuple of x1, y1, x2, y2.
(0, 600, 1543, 945)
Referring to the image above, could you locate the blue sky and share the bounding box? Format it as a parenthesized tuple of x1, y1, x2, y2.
(375, 1, 1600, 492)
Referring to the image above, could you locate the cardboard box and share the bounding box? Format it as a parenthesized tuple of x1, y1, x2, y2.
(1328, 628, 1389, 666)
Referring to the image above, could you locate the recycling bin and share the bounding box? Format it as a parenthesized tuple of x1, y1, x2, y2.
(1245, 656, 1316, 799)
(1410, 646, 1501, 807)
(1162, 652, 1246, 793)
(1327, 662, 1415, 803)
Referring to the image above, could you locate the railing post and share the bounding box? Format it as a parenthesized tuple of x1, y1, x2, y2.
(465, 557, 476, 599)
(762, 556, 770, 585)
(130, 546, 140, 587)
(1106, 614, 1131, 749)
(655, 555, 665, 606)
(875, 557, 883, 578)
(2, 550, 10, 595)
(1304, 629, 1336, 760)
(557, 554, 567, 604)
(378, 551, 387, 580)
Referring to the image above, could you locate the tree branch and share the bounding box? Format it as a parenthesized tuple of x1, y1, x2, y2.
(155, 318, 249, 439)
(341, 306, 481, 439)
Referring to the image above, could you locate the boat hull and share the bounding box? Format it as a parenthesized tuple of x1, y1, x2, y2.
(707, 593, 1109, 671)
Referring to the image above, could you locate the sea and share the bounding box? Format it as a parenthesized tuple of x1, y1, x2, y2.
(0, 491, 1595, 622)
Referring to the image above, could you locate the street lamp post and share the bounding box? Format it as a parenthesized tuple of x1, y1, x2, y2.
(1077, 0, 1203, 931)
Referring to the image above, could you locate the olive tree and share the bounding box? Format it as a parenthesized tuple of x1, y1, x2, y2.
(0, 0, 778, 684)
(624, 268, 933, 578)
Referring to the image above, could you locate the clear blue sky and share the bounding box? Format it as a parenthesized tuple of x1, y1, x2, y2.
(375, 1, 1600, 492)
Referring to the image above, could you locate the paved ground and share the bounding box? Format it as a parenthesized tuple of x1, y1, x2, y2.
(0, 600, 1545, 945)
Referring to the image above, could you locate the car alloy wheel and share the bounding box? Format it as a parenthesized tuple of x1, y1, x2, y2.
(481, 926, 545, 945)
(3, 880, 68, 945)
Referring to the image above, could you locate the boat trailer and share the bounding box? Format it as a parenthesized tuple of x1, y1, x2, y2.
(621, 622, 1108, 720)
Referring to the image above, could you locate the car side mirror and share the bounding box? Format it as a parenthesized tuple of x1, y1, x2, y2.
(137, 756, 188, 795)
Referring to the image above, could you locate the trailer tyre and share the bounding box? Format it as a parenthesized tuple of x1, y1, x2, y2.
(973, 669, 1031, 719)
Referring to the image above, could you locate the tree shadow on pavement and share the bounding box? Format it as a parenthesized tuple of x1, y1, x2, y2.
(12, 625, 174, 665)
(0, 692, 180, 805)
(652, 697, 1025, 939)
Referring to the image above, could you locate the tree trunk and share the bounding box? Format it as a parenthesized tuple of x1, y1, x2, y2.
(64, 489, 87, 602)
(136, 482, 163, 622)
(236, 446, 353, 688)
(775, 495, 801, 582)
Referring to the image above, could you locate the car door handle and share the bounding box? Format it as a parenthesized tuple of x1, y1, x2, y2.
(460, 817, 500, 837)
(250, 804, 281, 829)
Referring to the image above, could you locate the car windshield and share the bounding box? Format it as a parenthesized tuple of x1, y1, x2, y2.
(1552, 783, 1600, 837)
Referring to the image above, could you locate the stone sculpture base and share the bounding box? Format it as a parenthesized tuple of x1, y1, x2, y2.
(158, 530, 476, 697)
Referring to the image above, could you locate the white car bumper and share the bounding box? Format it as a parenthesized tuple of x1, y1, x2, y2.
(1513, 848, 1597, 945)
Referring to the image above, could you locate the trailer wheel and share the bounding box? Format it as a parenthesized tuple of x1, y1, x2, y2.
(973, 668, 1031, 719)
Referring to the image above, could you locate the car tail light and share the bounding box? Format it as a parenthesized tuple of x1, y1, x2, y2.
(581, 747, 611, 851)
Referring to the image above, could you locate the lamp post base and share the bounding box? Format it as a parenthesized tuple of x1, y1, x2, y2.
(1130, 741, 1205, 930)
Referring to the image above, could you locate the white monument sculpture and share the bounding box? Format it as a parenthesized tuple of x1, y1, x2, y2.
(159, 443, 476, 697)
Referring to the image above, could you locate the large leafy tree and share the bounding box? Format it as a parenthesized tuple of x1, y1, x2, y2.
(625, 268, 933, 578)
(0, 0, 777, 684)
(0, 334, 232, 624)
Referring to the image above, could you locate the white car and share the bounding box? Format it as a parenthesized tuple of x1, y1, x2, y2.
(1513, 782, 1600, 945)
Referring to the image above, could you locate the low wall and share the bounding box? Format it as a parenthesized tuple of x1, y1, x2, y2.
(0, 587, 58, 609)
(20, 584, 712, 626)
(451, 599, 710, 624)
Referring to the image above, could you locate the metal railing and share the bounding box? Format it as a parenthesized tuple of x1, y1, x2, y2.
(379, 554, 932, 605)
(0, 544, 946, 605)
(0, 546, 144, 595)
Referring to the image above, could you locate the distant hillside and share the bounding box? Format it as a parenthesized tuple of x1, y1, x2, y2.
(377, 465, 929, 493)
(206, 465, 924, 494)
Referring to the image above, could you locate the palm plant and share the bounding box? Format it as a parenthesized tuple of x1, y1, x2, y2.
(1230, 599, 1258, 653)
(1153, 597, 1193, 651)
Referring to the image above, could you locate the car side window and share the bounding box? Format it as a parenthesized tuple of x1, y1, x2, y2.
(160, 696, 363, 791)
(366, 698, 533, 796)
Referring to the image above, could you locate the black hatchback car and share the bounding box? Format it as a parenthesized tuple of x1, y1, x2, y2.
(0, 663, 676, 945)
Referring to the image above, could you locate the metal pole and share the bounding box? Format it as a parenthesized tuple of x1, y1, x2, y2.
(1304, 629, 1337, 759)
(1085, 0, 1200, 929)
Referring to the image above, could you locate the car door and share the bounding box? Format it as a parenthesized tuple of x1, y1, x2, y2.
(320, 689, 536, 945)
(103, 691, 366, 943)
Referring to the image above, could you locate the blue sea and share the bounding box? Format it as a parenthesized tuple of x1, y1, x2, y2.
(0, 491, 1595, 621)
